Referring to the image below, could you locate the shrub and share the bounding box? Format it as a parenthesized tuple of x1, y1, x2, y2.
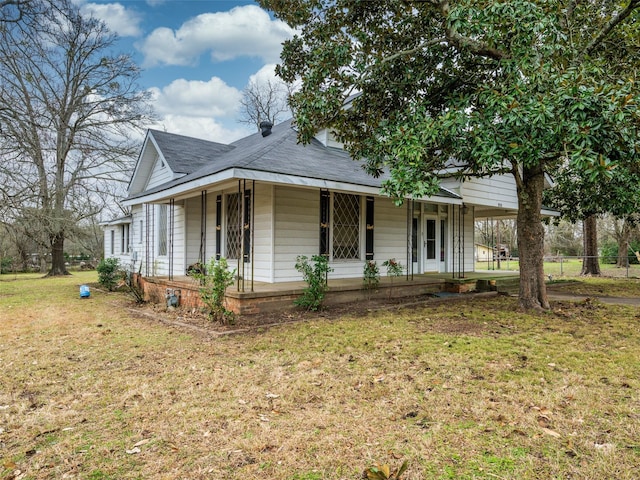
(363, 260, 380, 292)
(382, 258, 404, 280)
(121, 265, 145, 303)
(600, 241, 640, 265)
(96, 258, 120, 291)
(0, 257, 13, 274)
(382, 258, 404, 299)
(192, 257, 236, 323)
(294, 255, 333, 311)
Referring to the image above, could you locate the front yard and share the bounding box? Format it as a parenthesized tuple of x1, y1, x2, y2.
(1, 272, 639, 479)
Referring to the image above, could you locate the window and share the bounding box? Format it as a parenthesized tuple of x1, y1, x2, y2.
(426, 219, 436, 260)
(226, 191, 251, 260)
(332, 193, 360, 260)
(110, 230, 115, 256)
(120, 224, 130, 253)
(158, 204, 167, 256)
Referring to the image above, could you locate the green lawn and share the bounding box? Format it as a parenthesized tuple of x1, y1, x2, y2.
(476, 259, 640, 278)
(1, 272, 639, 479)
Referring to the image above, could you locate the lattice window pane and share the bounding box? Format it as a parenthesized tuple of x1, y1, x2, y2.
(158, 205, 168, 256)
(226, 193, 241, 259)
(333, 193, 360, 259)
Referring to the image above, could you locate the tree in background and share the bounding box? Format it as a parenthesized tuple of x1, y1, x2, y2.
(544, 221, 583, 257)
(238, 77, 292, 131)
(475, 219, 517, 262)
(600, 215, 640, 267)
(261, 0, 640, 310)
(0, 0, 153, 276)
(0, 0, 32, 22)
(544, 162, 640, 274)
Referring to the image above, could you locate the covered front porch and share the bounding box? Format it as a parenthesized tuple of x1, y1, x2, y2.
(136, 270, 520, 316)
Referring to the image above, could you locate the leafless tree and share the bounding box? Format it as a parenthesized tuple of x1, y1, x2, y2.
(238, 77, 292, 131)
(0, 0, 31, 22)
(0, 0, 153, 276)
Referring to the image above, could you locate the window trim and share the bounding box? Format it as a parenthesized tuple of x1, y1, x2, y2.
(321, 191, 363, 262)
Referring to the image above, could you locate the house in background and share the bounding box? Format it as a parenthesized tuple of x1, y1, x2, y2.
(475, 244, 493, 262)
(103, 119, 535, 312)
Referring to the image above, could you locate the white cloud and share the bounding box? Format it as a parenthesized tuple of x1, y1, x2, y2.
(149, 77, 242, 118)
(145, 76, 251, 143)
(146, 115, 252, 143)
(247, 64, 280, 85)
(79, 2, 142, 37)
(138, 5, 295, 67)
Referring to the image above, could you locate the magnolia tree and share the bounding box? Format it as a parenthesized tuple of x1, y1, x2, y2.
(260, 0, 640, 310)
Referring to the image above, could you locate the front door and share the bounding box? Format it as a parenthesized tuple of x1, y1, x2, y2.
(425, 217, 438, 272)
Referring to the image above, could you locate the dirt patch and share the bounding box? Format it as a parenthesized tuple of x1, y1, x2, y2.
(122, 292, 497, 337)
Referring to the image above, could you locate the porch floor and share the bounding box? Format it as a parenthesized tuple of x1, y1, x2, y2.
(140, 270, 520, 315)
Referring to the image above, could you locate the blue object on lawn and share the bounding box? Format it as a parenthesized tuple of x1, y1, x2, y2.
(80, 284, 90, 298)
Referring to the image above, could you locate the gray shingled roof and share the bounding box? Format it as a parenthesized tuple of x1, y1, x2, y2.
(149, 128, 234, 174)
(128, 120, 461, 201)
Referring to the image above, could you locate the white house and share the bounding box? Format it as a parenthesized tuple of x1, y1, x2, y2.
(103, 119, 547, 310)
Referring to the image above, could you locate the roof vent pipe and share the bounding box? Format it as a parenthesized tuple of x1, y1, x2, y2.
(260, 121, 273, 137)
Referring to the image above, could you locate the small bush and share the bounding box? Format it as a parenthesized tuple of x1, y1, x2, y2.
(96, 258, 120, 291)
(0, 257, 13, 274)
(192, 257, 236, 323)
(294, 255, 333, 311)
(363, 260, 380, 292)
(382, 258, 404, 278)
(121, 266, 145, 303)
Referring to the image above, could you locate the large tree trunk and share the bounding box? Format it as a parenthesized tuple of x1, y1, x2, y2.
(47, 231, 69, 276)
(581, 215, 601, 275)
(616, 219, 631, 268)
(516, 165, 549, 310)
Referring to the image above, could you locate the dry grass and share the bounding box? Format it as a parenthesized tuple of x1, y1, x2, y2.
(1, 272, 639, 479)
(548, 277, 640, 298)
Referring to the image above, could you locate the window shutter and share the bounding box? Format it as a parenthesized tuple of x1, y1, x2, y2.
(243, 189, 251, 262)
(365, 196, 374, 260)
(319, 190, 330, 256)
(215, 195, 222, 260)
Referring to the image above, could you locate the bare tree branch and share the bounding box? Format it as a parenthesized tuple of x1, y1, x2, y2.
(582, 0, 640, 58)
(238, 77, 292, 130)
(0, 0, 153, 275)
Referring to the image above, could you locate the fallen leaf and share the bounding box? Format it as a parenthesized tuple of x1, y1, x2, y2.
(133, 438, 151, 447)
(594, 442, 616, 453)
(125, 447, 141, 454)
(265, 393, 279, 399)
(537, 415, 552, 428)
(541, 427, 561, 438)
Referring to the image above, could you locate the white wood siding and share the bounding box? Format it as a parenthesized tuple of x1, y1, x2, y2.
(373, 198, 409, 271)
(185, 196, 202, 267)
(245, 183, 273, 282)
(274, 186, 319, 282)
(448, 174, 518, 210)
(145, 156, 174, 191)
(129, 205, 144, 273)
(167, 202, 185, 276)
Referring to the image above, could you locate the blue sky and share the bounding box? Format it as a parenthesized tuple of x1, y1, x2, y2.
(76, 0, 296, 142)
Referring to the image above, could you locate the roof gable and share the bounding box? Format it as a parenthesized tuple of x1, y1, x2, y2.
(128, 129, 235, 197)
